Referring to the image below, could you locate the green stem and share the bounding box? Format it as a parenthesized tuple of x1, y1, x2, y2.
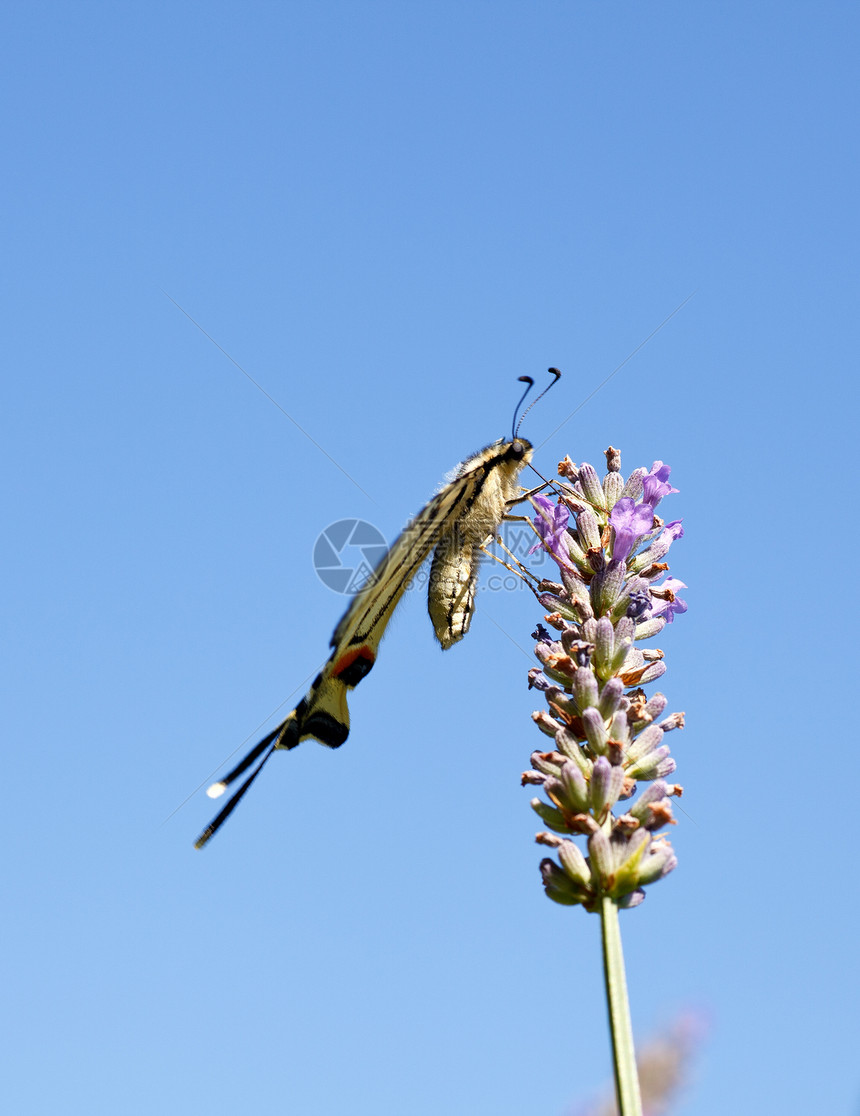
(599, 895, 642, 1116)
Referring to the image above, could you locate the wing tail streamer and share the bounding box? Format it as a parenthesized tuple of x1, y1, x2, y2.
(194, 744, 278, 849)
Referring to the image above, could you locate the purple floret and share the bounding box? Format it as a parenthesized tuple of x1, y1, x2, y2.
(650, 577, 688, 623)
(609, 497, 655, 563)
(530, 494, 572, 567)
(641, 462, 679, 510)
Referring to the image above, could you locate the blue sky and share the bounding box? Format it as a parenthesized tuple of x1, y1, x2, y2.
(3, 3, 858, 1114)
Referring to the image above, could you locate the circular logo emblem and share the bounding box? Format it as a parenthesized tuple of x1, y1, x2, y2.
(313, 519, 389, 594)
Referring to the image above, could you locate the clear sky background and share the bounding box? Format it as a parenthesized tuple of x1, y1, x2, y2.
(3, 3, 858, 1114)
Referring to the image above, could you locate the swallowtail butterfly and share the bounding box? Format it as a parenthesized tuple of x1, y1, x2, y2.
(195, 371, 560, 847)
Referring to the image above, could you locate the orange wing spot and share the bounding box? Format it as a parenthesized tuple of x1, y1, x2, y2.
(331, 645, 376, 685)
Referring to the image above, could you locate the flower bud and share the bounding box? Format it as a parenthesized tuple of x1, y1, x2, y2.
(620, 646, 644, 675)
(608, 710, 631, 747)
(602, 469, 624, 510)
(532, 709, 560, 739)
(563, 532, 588, 568)
(637, 839, 678, 885)
(529, 750, 566, 777)
(560, 567, 593, 611)
(572, 665, 599, 710)
(577, 463, 606, 510)
(638, 661, 668, 685)
(581, 707, 609, 755)
(625, 747, 676, 781)
(634, 617, 665, 639)
(558, 760, 590, 813)
(597, 561, 626, 615)
(543, 766, 588, 817)
(592, 616, 615, 677)
(590, 756, 626, 819)
(626, 724, 664, 764)
(609, 633, 633, 676)
(643, 693, 669, 720)
(606, 829, 650, 897)
(554, 728, 593, 779)
(544, 687, 580, 723)
(598, 676, 625, 719)
(540, 859, 587, 905)
(587, 829, 615, 882)
(558, 839, 593, 890)
(629, 781, 671, 826)
(530, 797, 570, 834)
(620, 467, 646, 501)
(576, 507, 602, 550)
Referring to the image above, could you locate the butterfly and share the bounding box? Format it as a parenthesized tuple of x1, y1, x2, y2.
(194, 370, 560, 848)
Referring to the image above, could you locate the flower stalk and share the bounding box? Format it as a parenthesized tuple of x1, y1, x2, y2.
(600, 895, 642, 1116)
(524, 447, 686, 1114)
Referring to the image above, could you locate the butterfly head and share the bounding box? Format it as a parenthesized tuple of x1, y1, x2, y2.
(508, 437, 532, 461)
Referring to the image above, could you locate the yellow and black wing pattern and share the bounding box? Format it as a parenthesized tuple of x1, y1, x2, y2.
(194, 437, 533, 848)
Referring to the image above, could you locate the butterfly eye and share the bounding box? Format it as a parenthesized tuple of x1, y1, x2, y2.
(511, 439, 527, 459)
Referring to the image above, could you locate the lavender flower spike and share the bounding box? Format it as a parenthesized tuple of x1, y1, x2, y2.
(525, 446, 686, 911)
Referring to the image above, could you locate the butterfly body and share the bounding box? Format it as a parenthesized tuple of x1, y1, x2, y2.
(195, 435, 533, 848)
(427, 439, 534, 648)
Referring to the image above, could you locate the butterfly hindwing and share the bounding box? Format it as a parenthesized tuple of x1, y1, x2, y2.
(427, 440, 533, 648)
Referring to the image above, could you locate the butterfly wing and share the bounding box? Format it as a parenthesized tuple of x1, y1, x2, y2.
(195, 437, 532, 847)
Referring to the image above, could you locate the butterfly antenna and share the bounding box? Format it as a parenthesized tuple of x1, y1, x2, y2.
(511, 376, 534, 439)
(514, 367, 562, 437)
(194, 742, 278, 849)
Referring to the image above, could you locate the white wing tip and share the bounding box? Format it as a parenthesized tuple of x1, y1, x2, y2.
(206, 781, 227, 799)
